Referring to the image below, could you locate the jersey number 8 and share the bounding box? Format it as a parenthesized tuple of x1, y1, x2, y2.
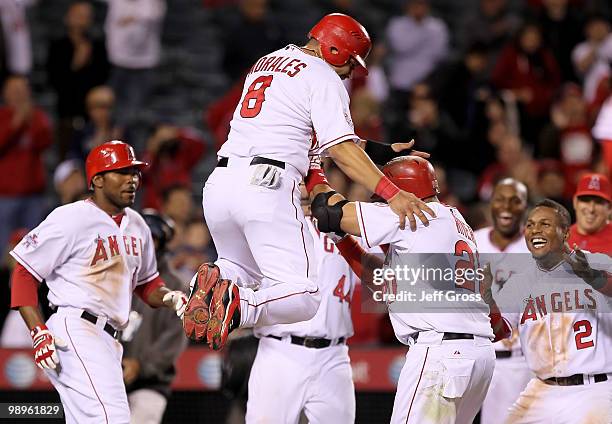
(240, 75, 274, 118)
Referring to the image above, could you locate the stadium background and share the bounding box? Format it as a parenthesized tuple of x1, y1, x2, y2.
(0, 0, 610, 422)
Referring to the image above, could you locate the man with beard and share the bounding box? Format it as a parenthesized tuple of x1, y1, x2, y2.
(474, 178, 533, 424)
(568, 173, 611, 255)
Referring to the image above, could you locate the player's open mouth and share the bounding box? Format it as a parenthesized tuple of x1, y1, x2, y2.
(530, 237, 547, 249)
(497, 212, 514, 226)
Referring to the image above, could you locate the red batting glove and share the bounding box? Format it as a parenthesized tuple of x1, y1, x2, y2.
(30, 325, 66, 370)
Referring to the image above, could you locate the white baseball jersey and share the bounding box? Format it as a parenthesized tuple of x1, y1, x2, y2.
(474, 227, 528, 353)
(592, 96, 612, 140)
(218, 44, 359, 176)
(356, 201, 494, 343)
(10, 199, 158, 328)
(507, 252, 612, 379)
(254, 218, 356, 339)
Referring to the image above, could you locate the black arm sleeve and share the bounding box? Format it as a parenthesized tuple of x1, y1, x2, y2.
(364, 139, 403, 165)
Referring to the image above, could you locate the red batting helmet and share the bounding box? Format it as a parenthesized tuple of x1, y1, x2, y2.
(308, 13, 371, 73)
(382, 156, 440, 200)
(85, 140, 148, 189)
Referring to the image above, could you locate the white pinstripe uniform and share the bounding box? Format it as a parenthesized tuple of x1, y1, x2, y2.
(474, 227, 534, 424)
(10, 200, 159, 424)
(502, 252, 612, 424)
(204, 44, 359, 329)
(356, 202, 495, 424)
(246, 218, 357, 423)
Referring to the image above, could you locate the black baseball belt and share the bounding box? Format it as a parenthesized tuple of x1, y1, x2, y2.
(266, 334, 346, 349)
(81, 310, 120, 339)
(495, 350, 524, 359)
(412, 332, 475, 342)
(542, 374, 608, 386)
(217, 156, 285, 169)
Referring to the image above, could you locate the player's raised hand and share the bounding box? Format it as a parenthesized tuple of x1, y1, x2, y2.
(30, 325, 67, 370)
(563, 244, 602, 286)
(391, 139, 430, 159)
(163, 290, 188, 318)
(388, 190, 435, 231)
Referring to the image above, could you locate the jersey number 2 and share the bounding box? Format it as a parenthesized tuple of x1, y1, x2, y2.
(573, 320, 594, 350)
(454, 240, 476, 292)
(240, 75, 273, 118)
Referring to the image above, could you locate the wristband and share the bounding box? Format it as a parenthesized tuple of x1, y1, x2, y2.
(305, 168, 329, 194)
(30, 324, 49, 338)
(375, 176, 400, 201)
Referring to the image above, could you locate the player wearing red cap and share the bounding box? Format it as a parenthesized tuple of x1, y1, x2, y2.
(568, 173, 611, 254)
(183, 13, 435, 351)
(9, 140, 188, 423)
(307, 156, 510, 424)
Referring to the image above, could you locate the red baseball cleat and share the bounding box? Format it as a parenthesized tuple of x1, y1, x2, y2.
(206, 279, 241, 350)
(183, 263, 221, 341)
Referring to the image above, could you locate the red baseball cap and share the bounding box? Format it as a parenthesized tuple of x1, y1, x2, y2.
(574, 173, 611, 202)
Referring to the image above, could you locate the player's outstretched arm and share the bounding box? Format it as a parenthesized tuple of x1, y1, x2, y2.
(327, 141, 435, 231)
(134, 278, 188, 317)
(563, 245, 612, 296)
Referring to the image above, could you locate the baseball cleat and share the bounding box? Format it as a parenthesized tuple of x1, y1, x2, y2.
(206, 279, 241, 350)
(183, 263, 221, 341)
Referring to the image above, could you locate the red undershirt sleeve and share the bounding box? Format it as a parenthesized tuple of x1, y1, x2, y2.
(134, 276, 166, 306)
(10, 263, 40, 308)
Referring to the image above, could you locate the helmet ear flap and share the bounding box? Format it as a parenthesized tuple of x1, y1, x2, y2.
(320, 44, 351, 67)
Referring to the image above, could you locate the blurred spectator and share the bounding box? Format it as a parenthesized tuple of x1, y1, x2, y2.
(205, 77, 244, 150)
(387, 83, 461, 168)
(568, 173, 611, 253)
(539, 83, 594, 193)
(491, 22, 562, 144)
(572, 12, 612, 104)
(53, 159, 87, 205)
(69, 85, 122, 160)
(0, 0, 33, 81)
(161, 185, 195, 251)
(122, 210, 188, 424)
(349, 88, 384, 141)
(46, 1, 110, 160)
(591, 94, 612, 178)
(535, 159, 573, 212)
(221, 0, 285, 82)
(141, 124, 206, 210)
(0, 76, 52, 252)
(0, 228, 29, 347)
(433, 162, 466, 212)
(171, 220, 215, 282)
(384, 0, 449, 93)
(460, 0, 521, 65)
(536, 0, 584, 81)
(105, 0, 166, 130)
(478, 132, 538, 200)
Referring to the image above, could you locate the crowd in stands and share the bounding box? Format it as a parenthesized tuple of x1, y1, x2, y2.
(0, 0, 610, 347)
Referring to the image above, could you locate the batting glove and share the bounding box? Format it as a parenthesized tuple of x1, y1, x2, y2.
(30, 325, 67, 370)
(163, 291, 188, 318)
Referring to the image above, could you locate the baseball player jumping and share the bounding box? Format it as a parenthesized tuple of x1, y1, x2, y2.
(306, 156, 511, 424)
(497, 200, 612, 423)
(183, 13, 434, 350)
(9, 141, 188, 424)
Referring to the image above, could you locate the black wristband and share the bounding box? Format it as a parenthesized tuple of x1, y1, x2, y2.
(365, 139, 403, 165)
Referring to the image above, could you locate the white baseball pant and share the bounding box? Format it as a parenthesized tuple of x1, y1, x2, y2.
(246, 336, 355, 423)
(481, 354, 533, 424)
(391, 331, 495, 424)
(44, 307, 129, 424)
(505, 377, 612, 424)
(128, 389, 167, 424)
(203, 158, 320, 328)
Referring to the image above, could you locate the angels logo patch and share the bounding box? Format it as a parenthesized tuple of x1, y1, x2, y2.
(22, 233, 39, 249)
